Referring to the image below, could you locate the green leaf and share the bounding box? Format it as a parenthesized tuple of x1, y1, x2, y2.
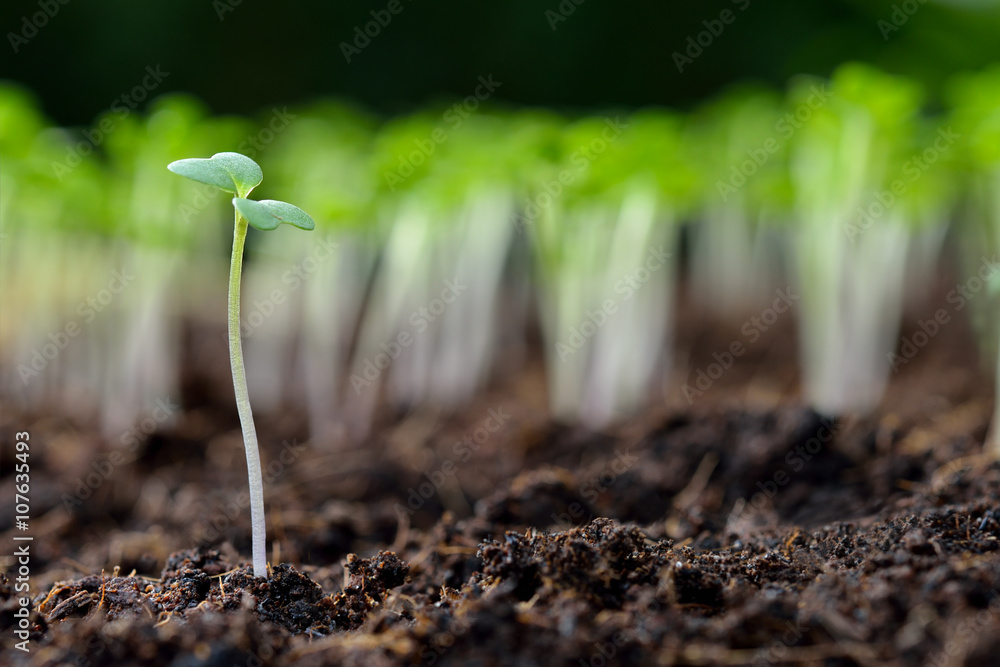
(232, 198, 315, 231)
(167, 152, 263, 197)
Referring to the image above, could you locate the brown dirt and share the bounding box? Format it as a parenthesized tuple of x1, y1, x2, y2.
(2, 273, 999, 666)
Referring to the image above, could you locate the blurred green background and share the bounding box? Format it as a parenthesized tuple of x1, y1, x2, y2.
(3, 0, 1000, 434)
(3, 0, 1000, 123)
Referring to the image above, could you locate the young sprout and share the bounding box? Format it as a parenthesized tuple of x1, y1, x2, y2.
(686, 85, 787, 317)
(948, 65, 1000, 457)
(786, 63, 924, 416)
(167, 152, 314, 577)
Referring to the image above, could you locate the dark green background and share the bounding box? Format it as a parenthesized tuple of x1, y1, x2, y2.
(2, 0, 999, 124)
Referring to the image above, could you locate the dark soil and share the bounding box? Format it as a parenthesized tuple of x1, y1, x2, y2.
(2, 278, 1000, 666)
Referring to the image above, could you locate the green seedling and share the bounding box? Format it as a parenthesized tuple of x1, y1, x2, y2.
(167, 152, 314, 577)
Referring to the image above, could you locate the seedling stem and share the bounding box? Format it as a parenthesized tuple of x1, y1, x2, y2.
(227, 208, 267, 577)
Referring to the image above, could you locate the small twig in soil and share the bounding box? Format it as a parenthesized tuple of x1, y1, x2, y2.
(673, 452, 719, 510)
(391, 512, 410, 554)
(433, 546, 478, 556)
(38, 583, 70, 614)
(97, 570, 106, 611)
(930, 454, 991, 491)
(45, 590, 94, 623)
(783, 527, 801, 556)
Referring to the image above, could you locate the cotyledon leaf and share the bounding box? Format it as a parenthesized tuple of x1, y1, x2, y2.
(167, 152, 263, 197)
(232, 197, 315, 231)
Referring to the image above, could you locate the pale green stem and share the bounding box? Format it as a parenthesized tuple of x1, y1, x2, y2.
(228, 209, 267, 577)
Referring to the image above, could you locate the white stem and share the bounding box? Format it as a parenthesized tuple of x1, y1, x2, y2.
(228, 211, 267, 578)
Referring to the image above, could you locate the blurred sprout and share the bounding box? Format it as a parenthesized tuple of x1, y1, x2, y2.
(5, 62, 1000, 458)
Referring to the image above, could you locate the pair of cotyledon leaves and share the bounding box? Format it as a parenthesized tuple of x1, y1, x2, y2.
(167, 152, 315, 232)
